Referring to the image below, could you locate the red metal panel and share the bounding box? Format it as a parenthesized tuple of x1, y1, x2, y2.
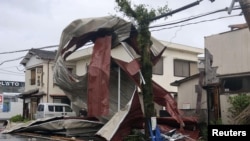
(87, 36, 111, 117)
(111, 90, 144, 141)
(113, 58, 184, 127)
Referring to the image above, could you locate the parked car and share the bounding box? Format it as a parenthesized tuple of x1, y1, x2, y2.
(35, 103, 76, 119)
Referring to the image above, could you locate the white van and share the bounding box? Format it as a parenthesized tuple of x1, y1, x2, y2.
(35, 103, 76, 119)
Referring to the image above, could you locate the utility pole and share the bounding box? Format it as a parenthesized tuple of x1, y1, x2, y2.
(239, 0, 250, 29)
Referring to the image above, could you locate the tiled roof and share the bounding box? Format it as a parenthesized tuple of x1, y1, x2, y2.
(170, 73, 200, 86)
(20, 48, 57, 66)
(29, 48, 57, 60)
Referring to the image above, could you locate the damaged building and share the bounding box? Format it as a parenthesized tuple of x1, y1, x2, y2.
(6, 16, 204, 140)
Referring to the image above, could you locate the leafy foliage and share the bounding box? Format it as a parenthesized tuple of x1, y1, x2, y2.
(10, 114, 29, 122)
(115, 0, 170, 138)
(115, 0, 170, 24)
(228, 93, 250, 118)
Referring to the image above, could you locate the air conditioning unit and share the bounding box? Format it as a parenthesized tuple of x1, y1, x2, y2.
(37, 68, 42, 74)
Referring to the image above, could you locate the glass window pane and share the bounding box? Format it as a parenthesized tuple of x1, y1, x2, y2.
(48, 106, 54, 112)
(64, 106, 72, 112)
(174, 59, 193, 77)
(182, 62, 189, 77)
(38, 105, 44, 111)
(153, 58, 163, 75)
(190, 62, 198, 75)
(55, 106, 63, 112)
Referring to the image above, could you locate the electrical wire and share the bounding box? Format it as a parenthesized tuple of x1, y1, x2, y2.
(0, 69, 24, 75)
(0, 56, 24, 66)
(0, 45, 58, 55)
(149, 6, 242, 29)
(150, 14, 242, 32)
(0, 5, 246, 65)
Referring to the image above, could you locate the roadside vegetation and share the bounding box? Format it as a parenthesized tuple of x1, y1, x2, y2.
(10, 114, 30, 123)
(228, 93, 250, 124)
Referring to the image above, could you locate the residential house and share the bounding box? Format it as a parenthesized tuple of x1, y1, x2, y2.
(169, 26, 250, 124)
(18, 39, 203, 120)
(204, 27, 250, 124)
(170, 72, 208, 123)
(66, 40, 204, 116)
(0, 80, 24, 120)
(19, 49, 76, 120)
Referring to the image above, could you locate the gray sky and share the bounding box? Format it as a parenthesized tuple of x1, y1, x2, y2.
(0, 0, 246, 82)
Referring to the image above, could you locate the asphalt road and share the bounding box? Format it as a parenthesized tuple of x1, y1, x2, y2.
(0, 132, 51, 141)
(0, 122, 50, 141)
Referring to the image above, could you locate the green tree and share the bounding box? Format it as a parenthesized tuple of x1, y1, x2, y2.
(115, 0, 170, 138)
(228, 93, 250, 119)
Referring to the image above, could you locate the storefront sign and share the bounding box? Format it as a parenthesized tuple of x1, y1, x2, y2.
(0, 81, 24, 87)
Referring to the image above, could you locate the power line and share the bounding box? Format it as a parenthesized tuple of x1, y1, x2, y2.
(150, 14, 241, 32)
(0, 56, 24, 66)
(0, 5, 245, 65)
(0, 69, 24, 75)
(149, 6, 242, 29)
(0, 45, 58, 55)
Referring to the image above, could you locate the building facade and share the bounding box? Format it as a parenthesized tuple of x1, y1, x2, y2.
(19, 49, 76, 120)
(66, 40, 204, 116)
(0, 80, 24, 120)
(205, 27, 250, 124)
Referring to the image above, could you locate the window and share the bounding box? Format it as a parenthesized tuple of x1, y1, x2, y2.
(55, 106, 63, 112)
(30, 69, 36, 85)
(174, 59, 198, 77)
(221, 76, 250, 93)
(153, 57, 163, 75)
(48, 106, 54, 112)
(37, 105, 44, 112)
(67, 68, 73, 73)
(3, 102, 10, 112)
(53, 97, 70, 105)
(65, 106, 72, 112)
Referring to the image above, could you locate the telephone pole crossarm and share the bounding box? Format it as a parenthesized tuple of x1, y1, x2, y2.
(150, 0, 202, 21)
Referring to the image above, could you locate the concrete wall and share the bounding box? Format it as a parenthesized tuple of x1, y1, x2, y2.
(24, 56, 69, 103)
(205, 28, 250, 75)
(177, 77, 207, 110)
(205, 28, 250, 124)
(153, 41, 203, 93)
(0, 101, 23, 120)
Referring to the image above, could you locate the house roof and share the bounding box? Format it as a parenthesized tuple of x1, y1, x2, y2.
(20, 48, 57, 66)
(170, 73, 200, 86)
(18, 88, 46, 99)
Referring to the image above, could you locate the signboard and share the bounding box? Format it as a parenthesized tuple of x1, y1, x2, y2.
(0, 81, 24, 87)
(0, 94, 3, 112)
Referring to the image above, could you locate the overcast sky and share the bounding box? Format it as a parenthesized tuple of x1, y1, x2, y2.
(0, 0, 246, 82)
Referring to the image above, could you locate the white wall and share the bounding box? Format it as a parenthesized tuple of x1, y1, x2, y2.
(177, 77, 207, 110)
(205, 28, 250, 75)
(0, 101, 23, 120)
(153, 42, 203, 93)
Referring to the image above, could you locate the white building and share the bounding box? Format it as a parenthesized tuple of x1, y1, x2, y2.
(19, 49, 76, 120)
(66, 39, 204, 116)
(0, 93, 23, 120)
(0, 80, 24, 120)
(205, 27, 250, 124)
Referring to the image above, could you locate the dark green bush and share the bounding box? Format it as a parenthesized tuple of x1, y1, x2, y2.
(10, 114, 29, 122)
(228, 93, 250, 118)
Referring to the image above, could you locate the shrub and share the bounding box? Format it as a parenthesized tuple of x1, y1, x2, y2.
(10, 114, 29, 122)
(228, 93, 250, 118)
